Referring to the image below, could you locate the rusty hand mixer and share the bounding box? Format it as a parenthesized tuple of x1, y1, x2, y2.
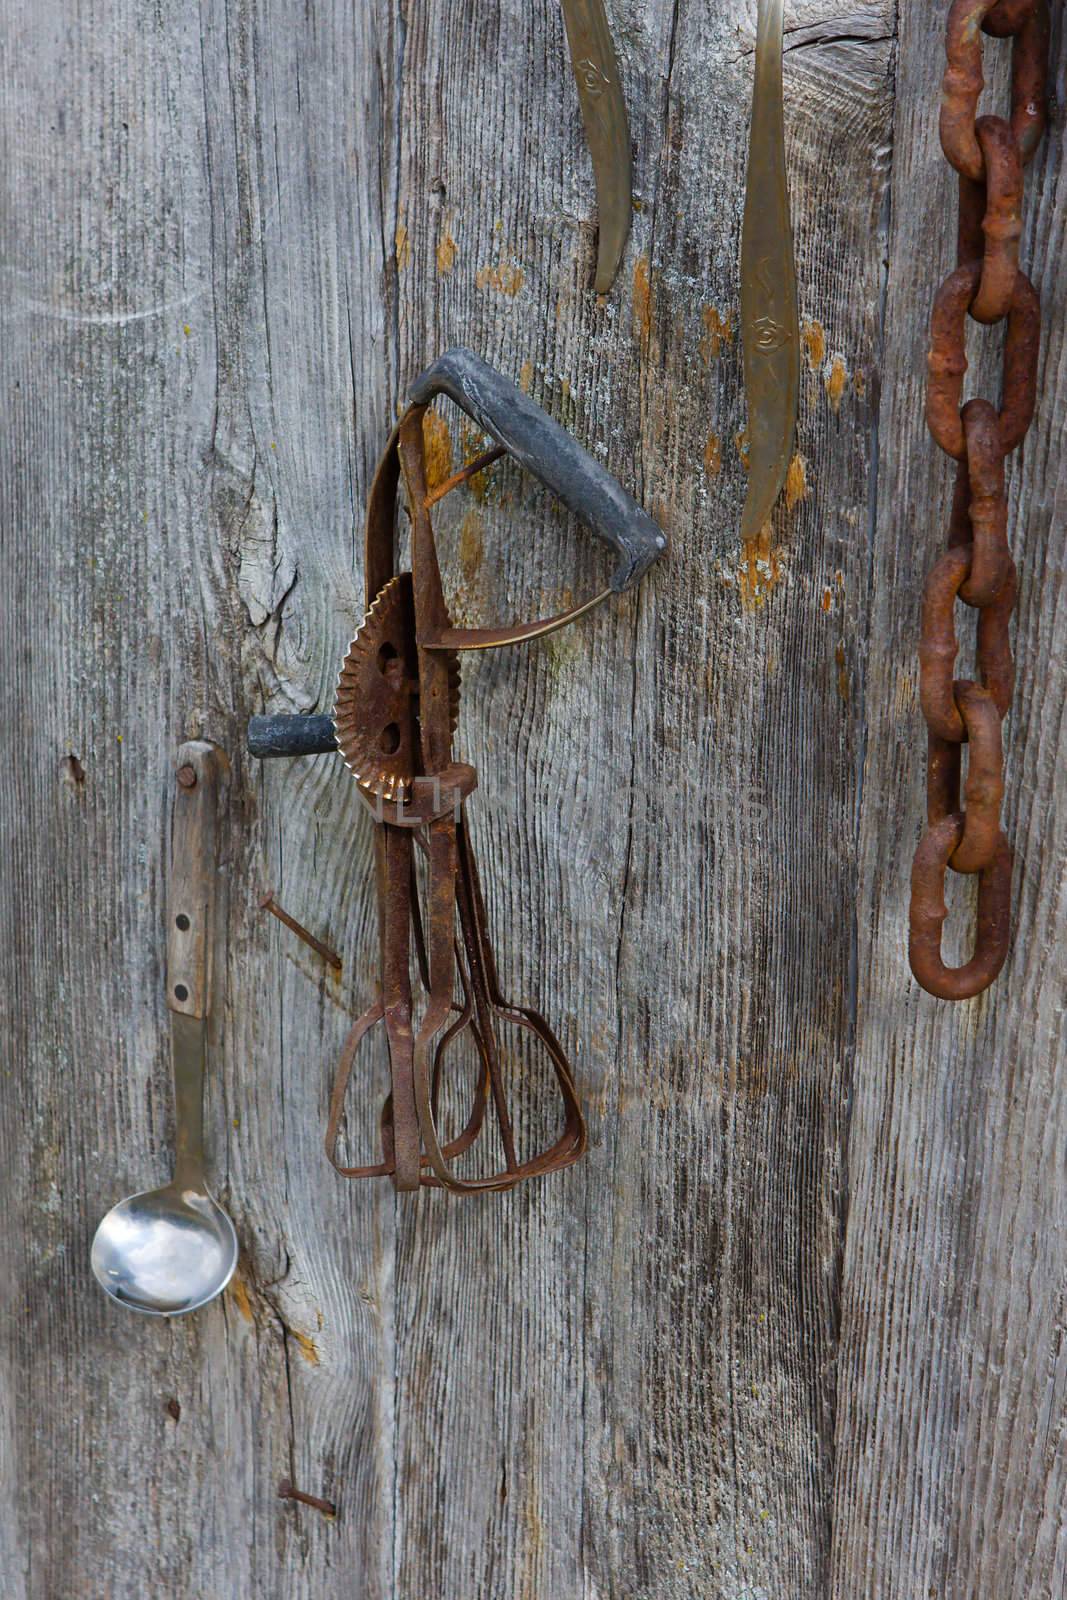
(249, 351, 665, 1192)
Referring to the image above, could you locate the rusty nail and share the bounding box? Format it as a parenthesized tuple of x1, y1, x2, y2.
(177, 764, 198, 789)
(277, 1479, 337, 1518)
(260, 891, 343, 971)
(423, 444, 507, 508)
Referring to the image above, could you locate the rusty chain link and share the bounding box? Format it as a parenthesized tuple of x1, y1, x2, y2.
(909, 0, 1048, 1000)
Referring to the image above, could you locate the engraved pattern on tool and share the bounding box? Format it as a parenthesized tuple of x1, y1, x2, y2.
(576, 57, 608, 97)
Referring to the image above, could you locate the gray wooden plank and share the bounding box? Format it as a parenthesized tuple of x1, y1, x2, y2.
(1, 0, 401, 1592)
(386, 1, 893, 1595)
(831, 5, 1067, 1597)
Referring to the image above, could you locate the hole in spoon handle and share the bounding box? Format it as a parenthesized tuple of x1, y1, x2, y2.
(167, 741, 228, 1019)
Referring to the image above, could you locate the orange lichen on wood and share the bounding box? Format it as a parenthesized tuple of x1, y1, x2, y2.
(422, 409, 453, 492)
(737, 524, 785, 610)
(735, 428, 751, 472)
(835, 643, 850, 705)
(230, 1273, 255, 1323)
(699, 306, 733, 362)
(436, 230, 457, 275)
(784, 453, 809, 510)
(632, 254, 652, 343)
(826, 355, 848, 413)
(704, 431, 723, 479)
(459, 425, 497, 501)
(395, 223, 411, 270)
(459, 507, 484, 581)
(292, 1330, 320, 1365)
(518, 360, 534, 393)
(802, 319, 826, 371)
(476, 260, 524, 296)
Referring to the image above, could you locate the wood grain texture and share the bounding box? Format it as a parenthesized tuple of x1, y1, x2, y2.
(0, 0, 1062, 1597)
(830, 6, 1067, 1599)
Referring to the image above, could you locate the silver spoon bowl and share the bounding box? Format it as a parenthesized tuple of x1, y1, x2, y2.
(91, 1183, 237, 1316)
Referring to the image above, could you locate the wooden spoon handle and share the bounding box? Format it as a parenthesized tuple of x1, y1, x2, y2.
(166, 741, 227, 1020)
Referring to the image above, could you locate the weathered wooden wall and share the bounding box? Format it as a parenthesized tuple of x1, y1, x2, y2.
(1, 0, 1064, 1595)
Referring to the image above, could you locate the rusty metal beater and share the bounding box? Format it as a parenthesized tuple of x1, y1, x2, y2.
(249, 350, 665, 1190)
(909, 0, 1048, 1000)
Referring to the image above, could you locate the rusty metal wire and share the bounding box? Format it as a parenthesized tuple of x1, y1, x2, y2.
(909, 0, 1048, 998)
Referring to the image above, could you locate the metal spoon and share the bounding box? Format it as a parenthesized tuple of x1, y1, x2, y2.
(91, 742, 237, 1316)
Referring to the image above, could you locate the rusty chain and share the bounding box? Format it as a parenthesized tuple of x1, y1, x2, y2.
(909, 0, 1049, 1000)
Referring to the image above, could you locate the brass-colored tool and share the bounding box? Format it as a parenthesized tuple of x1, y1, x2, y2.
(560, 0, 632, 293)
(740, 0, 799, 540)
(249, 350, 665, 1192)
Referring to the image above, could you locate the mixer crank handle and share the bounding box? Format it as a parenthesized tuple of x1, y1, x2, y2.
(407, 348, 666, 592)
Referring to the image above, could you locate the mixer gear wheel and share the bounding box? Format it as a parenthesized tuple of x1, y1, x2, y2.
(332, 573, 459, 802)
